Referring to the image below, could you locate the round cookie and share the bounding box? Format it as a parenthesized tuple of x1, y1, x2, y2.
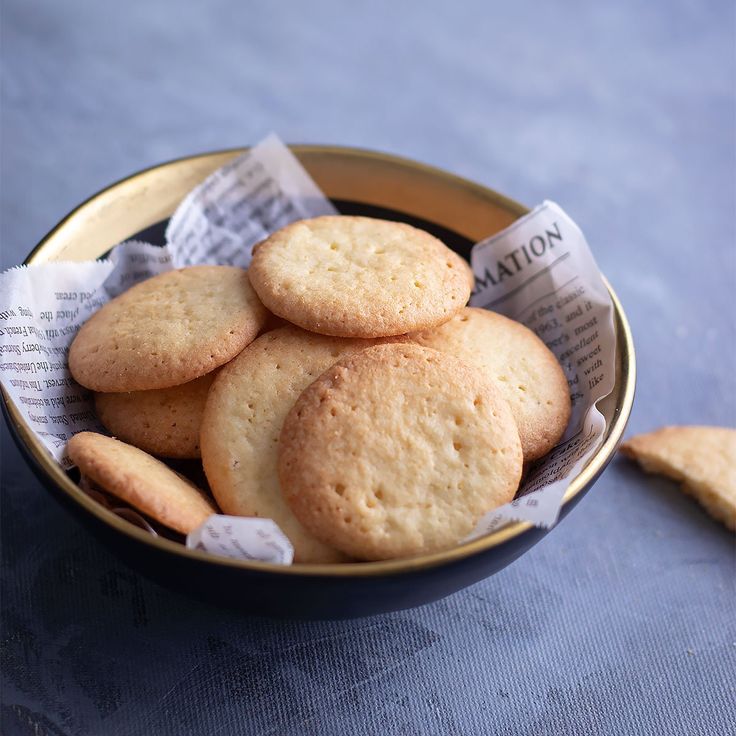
(247, 215, 473, 338)
(200, 325, 398, 563)
(278, 343, 523, 561)
(69, 266, 268, 392)
(94, 371, 217, 459)
(410, 307, 571, 461)
(67, 432, 216, 534)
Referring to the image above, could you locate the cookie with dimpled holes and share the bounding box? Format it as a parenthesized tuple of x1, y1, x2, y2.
(278, 343, 523, 561)
(200, 325, 402, 563)
(410, 307, 571, 461)
(247, 215, 474, 338)
(69, 266, 268, 392)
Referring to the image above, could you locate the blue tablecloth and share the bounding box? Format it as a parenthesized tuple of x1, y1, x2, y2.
(2, 1, 734, 734)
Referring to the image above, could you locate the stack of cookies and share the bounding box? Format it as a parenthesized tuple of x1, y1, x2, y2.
(67, 215, 571, 562)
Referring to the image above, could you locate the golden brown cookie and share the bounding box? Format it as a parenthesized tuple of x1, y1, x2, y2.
(200, 325, 399, 563)
(410, 307, 571, 461)
(69, 266, 268, 392)
(94, 371, 217, 459)
(247, 215, 473, 337)
(67, 431, 216, 534)
(278, 343, 523, 561)
(621, 426, 736, 531)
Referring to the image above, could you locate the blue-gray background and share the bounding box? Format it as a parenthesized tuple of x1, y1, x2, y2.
(1, 1, 734, 734)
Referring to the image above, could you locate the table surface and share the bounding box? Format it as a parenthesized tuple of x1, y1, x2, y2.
(1, 1, 734, 734)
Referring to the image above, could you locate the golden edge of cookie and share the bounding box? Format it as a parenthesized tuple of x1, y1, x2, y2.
(261, 305, 469, 339)
(68, 431, 216, 535)
(278, 343, 523, 560)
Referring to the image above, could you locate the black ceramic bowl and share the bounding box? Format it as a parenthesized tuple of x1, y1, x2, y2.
(1, 146, 636, 619)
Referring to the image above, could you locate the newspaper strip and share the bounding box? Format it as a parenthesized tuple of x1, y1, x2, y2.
(467, 200, 616, 533)
(186, 516, 294, 565)
(167, 132, 336, 268)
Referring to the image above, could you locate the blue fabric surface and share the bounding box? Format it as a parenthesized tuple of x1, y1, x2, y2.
(1, 1, 734, 734)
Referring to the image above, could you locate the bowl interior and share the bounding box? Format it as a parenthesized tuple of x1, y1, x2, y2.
(4, 145, 635, 577)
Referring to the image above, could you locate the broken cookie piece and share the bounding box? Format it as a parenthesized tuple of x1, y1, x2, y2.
(621, 426, 736, 531)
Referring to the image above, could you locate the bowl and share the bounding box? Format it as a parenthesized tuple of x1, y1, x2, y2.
(1, 145, 636, 619)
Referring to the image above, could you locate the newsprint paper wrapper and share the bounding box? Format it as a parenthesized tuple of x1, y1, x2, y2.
(0, 134, 616, 564)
